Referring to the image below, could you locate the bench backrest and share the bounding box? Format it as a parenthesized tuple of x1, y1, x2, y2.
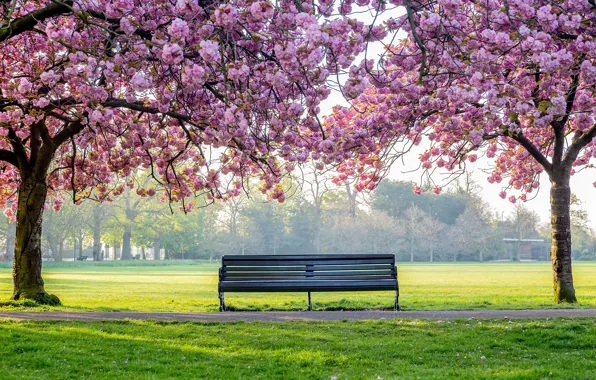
(220, 254, 396, 281)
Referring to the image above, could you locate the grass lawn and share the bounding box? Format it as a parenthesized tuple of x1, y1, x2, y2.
(1, 261, 596, 311)
(0, 318, 595, 379)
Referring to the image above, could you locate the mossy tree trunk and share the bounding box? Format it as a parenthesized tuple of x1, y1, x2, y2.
(549, 173, 576, 303)
(11, 177, 58, 304)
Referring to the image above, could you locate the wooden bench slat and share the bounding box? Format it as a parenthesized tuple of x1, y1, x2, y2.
(223, 264, 394, 272)
(222, 254, 395, 260)
(223, 259, 393, 266)
(220, 280, 397, 292)
(222, 270, 395, 278)
(222, 276, 395, 281)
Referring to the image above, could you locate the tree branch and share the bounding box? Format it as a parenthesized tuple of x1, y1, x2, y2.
(7, 128, 31, 174)
(0, 149, 18, 168)
(404, 0, 428, 82)
(563, 123, 596, 169)
(507, 131, 553, 175)
(0, 0, 73, 42)
(53, 119, 84, 147)
(102, 98, 198, 126)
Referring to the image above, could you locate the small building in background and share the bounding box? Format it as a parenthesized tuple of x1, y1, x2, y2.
(503, 238, 548, 261)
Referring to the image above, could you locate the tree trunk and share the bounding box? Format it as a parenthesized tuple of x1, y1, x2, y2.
(550, 177, 577, 303)
(92, 206, 102, 261)
(121, 226, 132, 260)
(58, 241, 64, 262)
(141, 247, 146, 260)
(114, 242, 121, 260)
(314, 206, 321, 253)
(5, 220, 15, 260)
(78, 236, 83, 259)
(49, 239, 62, 262)
(153, 236, 161, 260)
(72, 235, 77, 261)
(409, 235, 414, 262)
(11, 178, 59, 304)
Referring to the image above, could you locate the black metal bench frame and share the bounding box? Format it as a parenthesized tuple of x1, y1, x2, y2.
(218, 254, 399, 311)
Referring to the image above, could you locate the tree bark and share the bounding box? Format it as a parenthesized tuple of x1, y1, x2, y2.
(11, 178, 59, 304)
(72, 235, 77, 260)
(78, 236, 83, 259)
(141, 247, 146, 260)
(58, 241, 64, 262)
(550, 175, 577, 303)
(121, 226, 132, 260)
(115, 242, 121, 260)
(92, 205, 101, 261)
(153, 236, 161, 260)
(48, 239, 62, 262)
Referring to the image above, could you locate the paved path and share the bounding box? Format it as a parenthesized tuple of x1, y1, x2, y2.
(1, 309, 596, 322)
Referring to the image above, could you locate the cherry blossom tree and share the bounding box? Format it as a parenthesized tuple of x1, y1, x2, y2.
(0, 0, 376, 303)
(323, 0, 595, 303)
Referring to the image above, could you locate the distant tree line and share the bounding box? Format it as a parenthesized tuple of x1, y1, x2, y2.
(1, 174, 595, 262)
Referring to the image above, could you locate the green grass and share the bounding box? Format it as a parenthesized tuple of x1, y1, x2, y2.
(0, 318, 595, 379)
(1, 261, 596, 311)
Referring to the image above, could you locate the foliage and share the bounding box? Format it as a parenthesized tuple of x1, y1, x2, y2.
(373, 180, 466, 225)
(324, 1, 595, 202)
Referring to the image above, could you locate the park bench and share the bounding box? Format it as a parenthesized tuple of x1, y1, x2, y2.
(76, 256, 87, 261)
(218, 254, 399, 311)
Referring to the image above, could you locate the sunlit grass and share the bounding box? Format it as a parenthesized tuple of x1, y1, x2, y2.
(0, 318, 595, 379)
(1, 261, 596, 311)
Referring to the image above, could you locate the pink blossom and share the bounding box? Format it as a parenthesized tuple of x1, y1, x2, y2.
(213, 4, 239, 30)
(131, 72, 152, 91)
(33, 98, 50, 108)
(18, 78, 32, 94)
(161, 43, 184, 65)
(168, 18, 190, 40)
(181, 64, 206, 90)
(199, 40, 219, 62)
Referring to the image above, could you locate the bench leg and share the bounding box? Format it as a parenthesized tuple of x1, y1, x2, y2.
(219, 292, 226, 312)
(308, 292, 312, 311)
(394, 290, 400, 311)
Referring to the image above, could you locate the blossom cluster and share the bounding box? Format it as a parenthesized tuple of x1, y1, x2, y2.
(322, 0, 595, 201)
(0, 0, 379, 210)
